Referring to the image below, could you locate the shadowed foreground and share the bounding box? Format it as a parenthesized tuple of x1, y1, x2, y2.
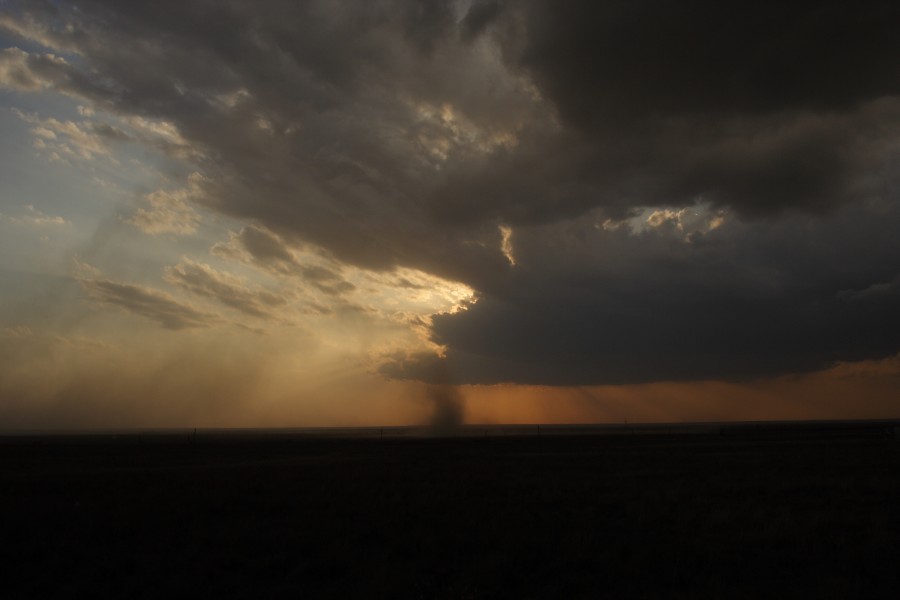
(3, 424, 900, 598)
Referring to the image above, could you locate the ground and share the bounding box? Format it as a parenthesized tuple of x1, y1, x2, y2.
(2, 424, 899, 598)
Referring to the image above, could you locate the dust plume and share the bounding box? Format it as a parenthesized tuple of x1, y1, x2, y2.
(427, 383, 465, 436)
(422, 359, 465, 436)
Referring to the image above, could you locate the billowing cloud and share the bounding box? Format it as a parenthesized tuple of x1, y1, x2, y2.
(127, 175, 204, 235)
(2, 0, 899, 387)
(0, 45, 114, 101)
(14, 109, 115, 161)
(0, 47, 75, 92)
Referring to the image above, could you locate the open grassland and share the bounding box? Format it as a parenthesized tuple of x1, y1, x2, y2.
(3, 426, 900, 598)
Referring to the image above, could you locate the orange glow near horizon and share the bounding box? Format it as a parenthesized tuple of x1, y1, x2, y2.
(2, 317, 898, 430)
(461, 353, 900, 426)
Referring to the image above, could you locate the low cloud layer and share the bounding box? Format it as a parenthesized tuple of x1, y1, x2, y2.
(81, 278, 219, 330)
(2, 0, 899, 386)
(163, 260, 289, 320)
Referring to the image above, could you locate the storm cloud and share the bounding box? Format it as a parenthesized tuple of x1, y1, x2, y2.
(383, 200, 900, 384)
(3, 0, 898, 385)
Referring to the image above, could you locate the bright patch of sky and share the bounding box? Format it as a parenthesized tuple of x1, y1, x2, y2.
(599, 202, 727, 240)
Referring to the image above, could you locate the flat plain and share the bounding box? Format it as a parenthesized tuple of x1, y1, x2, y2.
(2, 423, 900, 598)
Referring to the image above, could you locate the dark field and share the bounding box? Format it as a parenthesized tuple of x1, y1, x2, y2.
(3, 423, 900, 598)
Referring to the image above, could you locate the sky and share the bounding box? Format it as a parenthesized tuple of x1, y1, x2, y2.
(1, 0, 899, 429)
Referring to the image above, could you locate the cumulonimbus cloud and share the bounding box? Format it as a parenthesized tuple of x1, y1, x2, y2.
(3, 0, 899, 385)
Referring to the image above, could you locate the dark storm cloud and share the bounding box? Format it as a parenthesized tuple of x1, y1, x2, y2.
(4, 0, 899, 384)
(501, 0, 900, 217)
(384, 199, 900, 385)
(460, 0, 504, 41)
(518, 0, 900, 124)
